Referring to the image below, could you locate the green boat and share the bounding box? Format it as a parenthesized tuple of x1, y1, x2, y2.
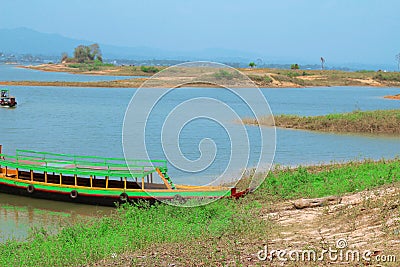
(0, 146, 243, 206)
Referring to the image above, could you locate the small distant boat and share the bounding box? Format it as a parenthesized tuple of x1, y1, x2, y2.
(0, 89, 17, 108)
(0, 146, 244, 206)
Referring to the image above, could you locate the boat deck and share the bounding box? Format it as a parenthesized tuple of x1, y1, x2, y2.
(0, 147, 237, 206)
(0, 149, 171, 190)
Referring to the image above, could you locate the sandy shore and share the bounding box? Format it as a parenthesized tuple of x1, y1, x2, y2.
(8, 64, 400, 89)
(384, 94, 400, 100)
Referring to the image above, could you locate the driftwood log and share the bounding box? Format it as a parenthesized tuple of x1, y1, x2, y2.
(292, 196, 342, 209)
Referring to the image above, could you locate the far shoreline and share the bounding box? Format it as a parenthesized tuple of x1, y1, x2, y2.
(1, 63, 400, 92)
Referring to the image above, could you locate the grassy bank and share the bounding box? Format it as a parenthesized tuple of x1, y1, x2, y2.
(243, 109, 400, 135)
(18, 64, 400, 88)
(0, 159, 399, 266)
(243, 68, 400, 87)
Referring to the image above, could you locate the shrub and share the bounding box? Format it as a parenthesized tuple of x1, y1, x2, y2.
(286, 71, 301, 78)
(374, 72, 400, 82)
(67, 63, 81, 68)
(140, 66, 160, 73)
(264, 75, 273, 83)
(290, 63, 300, 70)
(248, 75, 272, 83)
(213, 69, 236, 79)
(356, 70, 375, 73)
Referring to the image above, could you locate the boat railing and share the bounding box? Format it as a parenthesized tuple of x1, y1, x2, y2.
(1, 150, 168, 179)
(16, 149, 167, 169)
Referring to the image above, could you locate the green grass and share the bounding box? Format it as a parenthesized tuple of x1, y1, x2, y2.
(243, 109, 400, 135)
(374, 72, 400, 82)
(213, 69, 239, 80)
(0, 159, 399, 266)
(356, 70, 375, 73)
(247, 74, 273, 84)
(246, 68, 400, 87)
(0, 200, 247, 266)
(257, 159, 400, 200)
(67, 61, 115, 71)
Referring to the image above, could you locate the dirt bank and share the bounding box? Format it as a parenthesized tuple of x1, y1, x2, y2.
(16, 64, 400, 89)
(384, 94, 400, 100)
(89, 185, 399, 266)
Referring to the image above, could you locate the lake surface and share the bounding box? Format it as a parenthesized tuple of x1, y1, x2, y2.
(0, 66, 399, 241)
(1, 86, 399, 168)
(0, 64, 143, 82)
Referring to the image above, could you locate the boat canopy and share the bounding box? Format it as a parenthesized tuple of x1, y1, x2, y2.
(0, 149, 167, 178)
(0, 89, 10, 98)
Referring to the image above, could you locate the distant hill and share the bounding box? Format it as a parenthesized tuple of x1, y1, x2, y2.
(2, 27, 394, 70)
(0, 27, 261, 62)
(0, 27, 91, 56)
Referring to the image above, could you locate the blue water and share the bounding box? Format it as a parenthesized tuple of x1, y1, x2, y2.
(0, 64, 144, 82)
(264, 86, 400, 116)
(1, 86, 399, 183)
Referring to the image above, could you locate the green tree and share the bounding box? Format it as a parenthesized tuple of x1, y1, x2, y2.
(89, 43, 102, 61)
(74, 45, 88, 63)
(249, 62, 256, 68)
(291, 63, 300, 70)
(73, 44, 102, 63)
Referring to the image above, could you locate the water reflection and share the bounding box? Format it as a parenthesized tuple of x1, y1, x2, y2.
(0, 193, 113, 242)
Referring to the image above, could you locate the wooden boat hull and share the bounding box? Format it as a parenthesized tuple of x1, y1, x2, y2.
(0, 175, 231, 207)
(0, 148, 236, 207)
(0, 179, 122, 206)
(0, 104, 17, 108)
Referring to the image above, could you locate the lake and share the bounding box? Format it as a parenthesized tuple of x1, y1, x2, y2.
(1, 86, 399, 169)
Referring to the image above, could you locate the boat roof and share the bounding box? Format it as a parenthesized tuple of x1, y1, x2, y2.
(1, 89, 11, 98)
(0, 149, 167, 178)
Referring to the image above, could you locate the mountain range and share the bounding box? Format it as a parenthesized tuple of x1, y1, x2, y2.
(0, 27, 261, 63)
(1, 27, 397, 71)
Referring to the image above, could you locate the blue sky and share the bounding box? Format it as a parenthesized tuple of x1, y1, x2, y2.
(1, 0, 400, 65)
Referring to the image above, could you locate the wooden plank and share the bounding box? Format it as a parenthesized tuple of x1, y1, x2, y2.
(155, 168, 172, 190)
